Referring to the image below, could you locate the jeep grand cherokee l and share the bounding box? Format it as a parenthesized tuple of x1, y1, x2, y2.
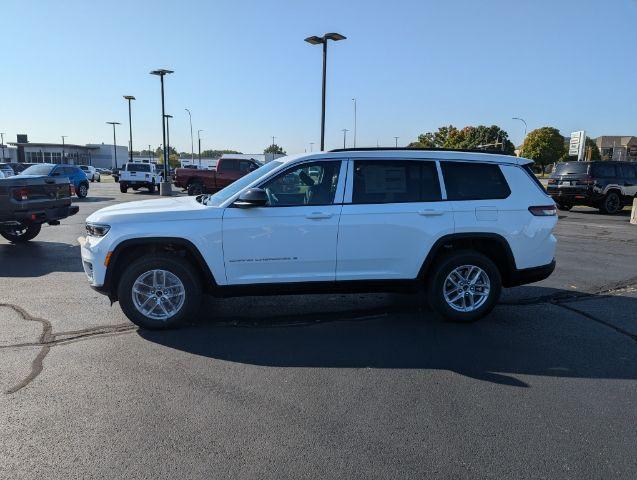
(79, 149, 557, 329)
(547, 161, 637, 214)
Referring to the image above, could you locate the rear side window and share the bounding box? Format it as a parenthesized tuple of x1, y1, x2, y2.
(554, 162, 590, 175)
(218, 159, 239, 172)
(441, 162, 510, 200)
(591, 163, 617, 178)
(352, 160, 441, 204)
(126, 164, 150, 172)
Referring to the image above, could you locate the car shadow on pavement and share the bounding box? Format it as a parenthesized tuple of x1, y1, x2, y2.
(138, 286, 637, 388)
(72, 197, 115, 203)
(0, 241, 83, 276)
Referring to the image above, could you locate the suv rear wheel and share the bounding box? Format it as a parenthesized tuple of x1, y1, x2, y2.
(599, 191, 622, 215)
(117, 254, 202, 329)
(77, 182, 89, 198)
(428, 251, 501, 322)
(556, 202, 572, 211)
(187, 181, 204, 196)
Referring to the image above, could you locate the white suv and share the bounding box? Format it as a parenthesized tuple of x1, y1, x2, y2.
(79, 165, 100, 182)
(79, 149, 557, 329)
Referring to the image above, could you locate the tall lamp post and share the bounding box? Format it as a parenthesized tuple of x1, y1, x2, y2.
(164, 114, 173, 162)
(185, 108, 194, 166)
(394, 136, 399, 148)
(310, 142, 314, 152)
(0, 132, 5, 161)
(148, 144, 152, 163)
(106, 122, 120, 169)
(512, 117, 528, 147)
(197, 129, 203, 167)
(352, 98, 357, 148)
(150, 68, 174, 196)
(304, 32, 347, 151)
(123, 96, 135, 164)
(61, 135, 67, 163)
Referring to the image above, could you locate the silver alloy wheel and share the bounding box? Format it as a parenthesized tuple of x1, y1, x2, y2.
(443, 265, 491, 312)
(132, 269, 186, 321)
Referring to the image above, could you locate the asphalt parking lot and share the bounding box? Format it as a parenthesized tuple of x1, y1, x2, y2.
(1, 181, 636, 479)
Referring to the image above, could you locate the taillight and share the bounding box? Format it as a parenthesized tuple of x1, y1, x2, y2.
(70, 184, 76, 196)
(12, 187, 29, 201)
(529, 205, 557, 216)
(579, 176, 595, 185)
(547, 178, 557, 185)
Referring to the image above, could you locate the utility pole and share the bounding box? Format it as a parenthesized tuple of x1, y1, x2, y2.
(148, 144, 152, 163)
(0, 132, 4, 161)
(394, 136, 399, 148)
(197, 129, 203, 167)
(123, 96, 135, 164)
(185, 108, 194, 165)
(310, 142, 314, 152)
(106, 122, 120, 169)
(271, 136, 276, 147)
(352, 98, 357, 148)
(342, 129, 349, 149)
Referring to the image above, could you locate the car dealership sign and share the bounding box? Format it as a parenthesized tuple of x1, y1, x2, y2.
(569, 131, 586, 160)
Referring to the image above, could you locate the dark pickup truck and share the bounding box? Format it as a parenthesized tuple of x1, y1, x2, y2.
(0, 175, 79, 242)
(174, 157, 261, 195)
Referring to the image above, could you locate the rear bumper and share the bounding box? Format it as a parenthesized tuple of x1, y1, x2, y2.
(0, 204, 78, 225)
(547, 187, 604, 205)
(505, 259, 556, 287)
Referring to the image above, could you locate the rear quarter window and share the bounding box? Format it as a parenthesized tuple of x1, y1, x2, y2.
(591, 163, 617, 178)
(441, 162, 511, 200)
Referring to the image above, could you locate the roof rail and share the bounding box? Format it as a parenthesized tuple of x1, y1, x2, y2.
(328, 147, 512, 154)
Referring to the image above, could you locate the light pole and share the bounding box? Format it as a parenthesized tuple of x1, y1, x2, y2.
(150, 68, 174, 196)
(148, 144, 152, 163)
(352, 98, 357, 148)
(164, 115, 173, 168)
(394, 136, 399, 148)
(123, 96, 135, 164)
(185, 108, 194, 166)
(310, 142, 314, 152)
(106, 122, 120, 169)
(197, 129, 203, 167)
(0, 132, 4, 161)
(61, 135, 67, 163)
(304, 32, 347, 151)
(342, 129, 349, 149)
(512, 117, 527, 146)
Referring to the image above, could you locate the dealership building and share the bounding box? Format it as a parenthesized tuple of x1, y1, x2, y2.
(594, 136, 637, 162)
(4, 135, 128, 169)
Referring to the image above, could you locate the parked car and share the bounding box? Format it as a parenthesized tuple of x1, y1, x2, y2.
(20, 163, 90, 198)
(79, 165, 101, 182)
(0, 164, 15, 178)
(174, 157, 260, 195)
(119, 162, 162, 193)
(0, 170, 79, 242)
(1, 162, 32, 174)
(80, 148, 557, 329)
(547, 161, 637, 214)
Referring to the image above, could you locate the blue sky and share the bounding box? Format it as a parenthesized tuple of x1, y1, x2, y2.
(1, 0, 636, 154)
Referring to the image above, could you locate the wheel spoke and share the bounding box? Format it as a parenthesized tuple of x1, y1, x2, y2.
(132, 269, 185, 321)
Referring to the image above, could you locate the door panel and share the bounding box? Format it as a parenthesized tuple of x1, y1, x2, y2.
(337, 159, 453, 280)
(222, 160, 345, 284)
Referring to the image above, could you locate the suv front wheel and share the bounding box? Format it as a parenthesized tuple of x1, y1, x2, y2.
(117, 253, 202, 329)
(599, 191, 622, 215)
(428, 251, 501, 322)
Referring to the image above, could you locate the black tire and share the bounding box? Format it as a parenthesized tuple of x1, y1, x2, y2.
(120, 184, 128, 193)
(0, 223, 42, 243)
(187, 182, 204, 196)
(599, 191, 622, 215)
(556, 202, 572, 211)
(427, 251, 502, 323)
(97, 176, 101, 183)
(117, 253, 202, 329)
(148, 182, 156, 193)
(77, 182, 89, 198)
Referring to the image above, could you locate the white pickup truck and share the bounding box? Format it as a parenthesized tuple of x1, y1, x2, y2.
(119, 163, 163, 193)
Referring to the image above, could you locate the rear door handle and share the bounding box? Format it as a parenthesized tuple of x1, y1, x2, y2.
(418, 209, 445, 216)
(306, 212, 333, 219)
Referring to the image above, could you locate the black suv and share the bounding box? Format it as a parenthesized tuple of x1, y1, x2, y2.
(547, 161, 637, 214)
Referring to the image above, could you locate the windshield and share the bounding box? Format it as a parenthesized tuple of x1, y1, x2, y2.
(554, 162, 589, 175)
(203, 161, 283, 206)
(126, 164, 151, 172)
(21, 164, 55, 176)
(80, 165, 89, 170)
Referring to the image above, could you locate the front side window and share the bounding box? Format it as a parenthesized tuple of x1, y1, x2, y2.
(261, 161, 341, 207)
(21, 164, 54, 176)
(441, 162, 510, 200)
(620, 164, 637, 179)
(352, 160, 441, 204)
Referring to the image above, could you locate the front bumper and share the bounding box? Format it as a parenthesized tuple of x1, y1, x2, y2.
(506, 259, 556, 287)
(78, 234, 109, 289)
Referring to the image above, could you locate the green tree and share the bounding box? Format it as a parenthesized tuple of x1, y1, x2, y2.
(264, 144, 286, 155)
(559, 137, 601, 162)
(519, 127, 566, 174)
(200, 149, 242, 158)
(409, 124, 514, 154)
(156, 146, 180, 168)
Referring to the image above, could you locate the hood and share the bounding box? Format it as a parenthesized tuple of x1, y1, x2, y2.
(87, 195, 222, 224)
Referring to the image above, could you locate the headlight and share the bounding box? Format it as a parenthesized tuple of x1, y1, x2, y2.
(86, 223, 111, 237)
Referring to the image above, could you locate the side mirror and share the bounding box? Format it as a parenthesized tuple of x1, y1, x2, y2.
(234, 188, 268, 208)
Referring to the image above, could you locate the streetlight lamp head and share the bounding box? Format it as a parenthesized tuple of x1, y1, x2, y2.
(164, 114, 173, 119)
(106, 121, 121, 125)
(150, 69, 174, 76)
(324, 32, 346, 41)
(304, 36, 324, 45)
(123, 95, 136, 100)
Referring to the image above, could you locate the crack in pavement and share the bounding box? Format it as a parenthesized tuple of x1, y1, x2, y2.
(2, 278, 636, 394)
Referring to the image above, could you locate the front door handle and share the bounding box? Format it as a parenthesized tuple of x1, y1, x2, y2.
(418, 209, 444, 216)
(306, 212, 333, 219)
